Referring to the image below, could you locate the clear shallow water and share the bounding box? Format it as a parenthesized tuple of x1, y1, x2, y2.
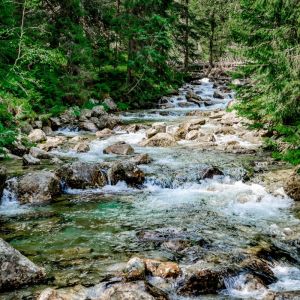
(0, 79, 299, 299)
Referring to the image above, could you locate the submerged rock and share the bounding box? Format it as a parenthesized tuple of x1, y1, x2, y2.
(103, 142, 134, 155)
(285, 166, 300, 201)
(57, 162, 107, 189)
(18, 171, 61, 204)
(0, 238, 45, 291)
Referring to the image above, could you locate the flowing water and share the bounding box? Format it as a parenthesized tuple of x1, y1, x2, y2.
(1, 78, 300, 299)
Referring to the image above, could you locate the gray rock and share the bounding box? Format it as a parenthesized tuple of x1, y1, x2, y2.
(21, 123, 33, 135)
(42, 126, 53, 136)
(22, 154, 41, 166)
(92, 105, 107, 117)
(213, 90, 225, 99)
(103, 98, 118, 111)
(29, 147, 52, 159)
(79, 121, 98, 132)
(28, 129, 47, 143)
(73, 142, 90, 153)
(0, 238, 45, 291)
(57, 162, 107, 189)
(49, 117, 61, 130)
(284, 166, 300, 201)
(103, 142, 134, 155)
(125, 257, 145, 280)
(129, 154, 152, 165)
(18, 171, 61, 204)
(107, 161, 145, 187)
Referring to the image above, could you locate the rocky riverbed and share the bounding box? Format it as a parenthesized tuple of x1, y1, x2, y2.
(0, 76, 300, 300)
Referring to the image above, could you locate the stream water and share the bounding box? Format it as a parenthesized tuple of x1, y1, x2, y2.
(1, 78, 300, 299)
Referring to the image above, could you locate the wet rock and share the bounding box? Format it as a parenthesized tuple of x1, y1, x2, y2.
(107, 161, 145, 187)
(177, 261, 234, 296)
(79, 121, 98, 132)
(37, 286, 87, 300)
(69, 136, 87, 144)
(28, 129, 47, 143)
(0, 167, 7, 198)
(125, 257, 145, 280)
(240, 257, 276, 285)
(57, 162, 107, 189)
(130, 153, 152, 165)
(98, 281, 168, 300)
(38, 136, 67, 151)
(0, 238, 45, 291)
(96, 128, 113, 138)
(42, 126, 53, 136)
(103, 98, 118, 111)
(185, 130, 199, 140)
(49, 117, 61, 130)
(144, 259, 180, 278)
(103, 142, 134, 155)
(199, 166, 224, 179)
(18, 171, 61, 204)
(140, 133, 177, 147)
(213, 90, 225, 99)
(73, 142, 90, 153)
(284, 166, 300, 201)
(265, 291, 300, 300)
(215, 126, 236, 135)
(22, 154, 41, 166)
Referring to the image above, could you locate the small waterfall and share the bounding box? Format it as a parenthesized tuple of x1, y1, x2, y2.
(1, 177, 18, 207)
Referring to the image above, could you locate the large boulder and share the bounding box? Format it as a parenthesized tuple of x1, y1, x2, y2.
(140, 133, 177, 147)
(57, 162, 107, 189)
(17, 171, 61, 204)
(0, 167, 7, 198)
(28, 129, 47, 143)
(107, 161, 145, 187)
(0, 238, 45, 291)
(284, 166, 300, 201)
(103, 142, 134, 155)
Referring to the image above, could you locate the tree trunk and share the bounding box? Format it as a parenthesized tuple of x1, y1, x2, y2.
(209, 11, 216, 69)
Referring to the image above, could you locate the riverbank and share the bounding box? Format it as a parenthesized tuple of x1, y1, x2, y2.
(0, 76, 299, 300)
